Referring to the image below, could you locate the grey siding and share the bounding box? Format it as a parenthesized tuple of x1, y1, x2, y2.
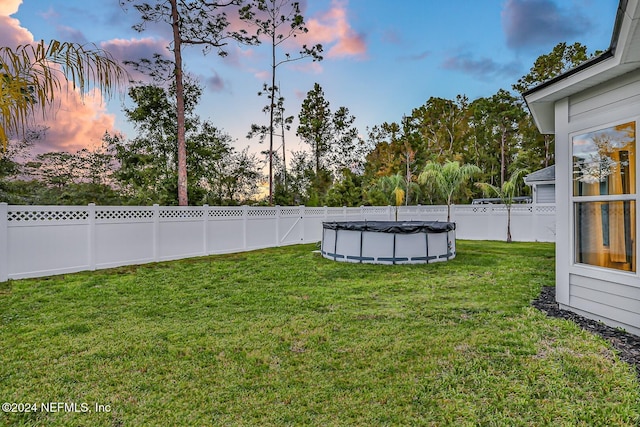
(536, 184, 555, 203)
(568, 274, 640, 336)
(569, 71, 640, 122)
(560, 72, 640, 336)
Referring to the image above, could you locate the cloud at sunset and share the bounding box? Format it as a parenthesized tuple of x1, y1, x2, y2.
(0, 0, 21, 16)
(304, 0, 367, 59)
(2, 2, 121, 154)
(0, 0, 32, 48)
(30, 88, 116, 155)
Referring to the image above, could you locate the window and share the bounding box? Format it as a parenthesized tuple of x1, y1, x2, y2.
(572, 121, 636, 272)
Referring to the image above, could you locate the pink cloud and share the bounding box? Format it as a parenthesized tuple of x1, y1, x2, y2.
(0, 0, 32, 49)
(1, 3, 121, 154)
(0, 0, 21, 16)
(29, 86, 116, 155)
(303, 0, 367, 60)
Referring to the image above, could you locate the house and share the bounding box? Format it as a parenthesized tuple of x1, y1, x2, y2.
(524, 0, 640, 336)
(524, 165, 555, 204)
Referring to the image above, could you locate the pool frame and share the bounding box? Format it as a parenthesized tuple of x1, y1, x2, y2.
(321, 221, 456, 265)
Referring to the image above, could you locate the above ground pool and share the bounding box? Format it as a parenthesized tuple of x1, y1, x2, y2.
(321, 221, 456, 264)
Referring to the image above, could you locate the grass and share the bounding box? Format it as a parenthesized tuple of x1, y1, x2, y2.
(0, 240, 638, 426)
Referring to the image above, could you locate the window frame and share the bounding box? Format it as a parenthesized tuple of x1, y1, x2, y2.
(570, 118, 638, 274)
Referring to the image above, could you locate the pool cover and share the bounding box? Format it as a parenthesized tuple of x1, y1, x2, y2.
(322, 221, 455, 234)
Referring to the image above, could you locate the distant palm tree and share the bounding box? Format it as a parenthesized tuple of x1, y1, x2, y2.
(418, 160, 481, 222)
(476, 169, 529, 243)
(0, 40, 127, 149)
(373, 174, 410, 221)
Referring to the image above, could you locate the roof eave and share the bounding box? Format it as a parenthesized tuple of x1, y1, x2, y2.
(522, 0, 634, 134)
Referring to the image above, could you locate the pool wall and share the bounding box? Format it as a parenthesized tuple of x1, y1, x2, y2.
(321, 221, 456, 264)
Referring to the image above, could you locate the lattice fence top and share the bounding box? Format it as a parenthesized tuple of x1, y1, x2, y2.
(4, 204, 554, 224)
(406, 206, 447, 213)
(535, 205, 556, 213)
(159, 209, 204, 219)
(362, 207, 390, 214)
(247, 208, 276, 217)
(280, 207, 301, 217)
(511, 205, 534, 213)
(455, 206, 489, 213)
(95, 209, 154, 220)
(304, 208, 326, 216)
(7, 209, 89, 223)
(208, 208, 243, 218)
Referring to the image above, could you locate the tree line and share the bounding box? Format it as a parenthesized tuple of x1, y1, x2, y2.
(0, 0, 595, 207)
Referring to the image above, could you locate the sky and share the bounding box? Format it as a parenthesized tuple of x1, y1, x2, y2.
(3, 0, 619, 162)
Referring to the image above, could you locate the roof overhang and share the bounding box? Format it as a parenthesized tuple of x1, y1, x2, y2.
(524, 0, 640, 134)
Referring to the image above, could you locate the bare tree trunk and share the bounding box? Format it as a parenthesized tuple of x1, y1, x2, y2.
(506, 206, 512, 243)
(281, 111, 286, 190)
(544, 134, 552, 167)
(500, 128, 506, 187)
(171, 0, 188, 206)
(268, 30, 276, 206)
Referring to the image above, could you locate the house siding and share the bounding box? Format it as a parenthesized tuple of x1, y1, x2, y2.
(567, 273, 640, 335)
(555, 73, 640, 336)
(569, 71, 640, 123)
(536, 185, 555, 203)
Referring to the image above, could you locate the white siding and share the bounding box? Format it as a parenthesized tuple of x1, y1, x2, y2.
(536, 184, 555, 203)
(567, 273, 640, 336)
(555, 74, 640, 335)
(569, 71, 640, 124)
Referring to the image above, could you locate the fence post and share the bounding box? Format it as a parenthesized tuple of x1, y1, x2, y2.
(203, 204, 209, 255)
(299, 205, 305, 243)
(88, 203, 96, 271)
(242, 205, 248, 250)
(531, 205, 538, 242)
(153, 204, 160, 262)
(0, 203, 8, 282)
(275, 205, 281, 247)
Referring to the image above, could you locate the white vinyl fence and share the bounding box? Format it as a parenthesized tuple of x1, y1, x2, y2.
(0, 203, 555, 282)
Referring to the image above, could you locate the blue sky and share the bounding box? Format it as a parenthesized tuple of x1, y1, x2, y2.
(3, 0, 619, 159)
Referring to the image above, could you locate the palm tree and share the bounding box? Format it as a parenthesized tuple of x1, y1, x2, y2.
(0, 40, 127, 149)
(418, 160, 481, 222)
(476, 169, 529, 243)
(373, 173, 408, 221)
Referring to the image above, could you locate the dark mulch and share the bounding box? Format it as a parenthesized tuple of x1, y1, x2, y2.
(532, 286, 640, 380)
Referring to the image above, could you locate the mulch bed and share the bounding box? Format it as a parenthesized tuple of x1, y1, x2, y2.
(532, 286, 640, 379)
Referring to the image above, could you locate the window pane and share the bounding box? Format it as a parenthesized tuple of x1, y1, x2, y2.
(573, 122, 635, 196)
(575, 201, 635, 272)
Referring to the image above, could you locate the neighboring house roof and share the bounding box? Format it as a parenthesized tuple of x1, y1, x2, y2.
(524, 0, 640, 134)
(524, 165, 555, 184)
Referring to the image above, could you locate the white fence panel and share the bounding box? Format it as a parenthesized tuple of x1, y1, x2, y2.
(158, 207, 207, 261)
(246, 207, 278, 250)
(0, 203, 556, 282)
(6, 206, 91, 279)
(207, 207, 245, 254)
(454, 205, 492, 240)
(94, 206, 156, 268)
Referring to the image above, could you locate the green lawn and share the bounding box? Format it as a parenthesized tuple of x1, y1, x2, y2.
(1, 241, 638, 426)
